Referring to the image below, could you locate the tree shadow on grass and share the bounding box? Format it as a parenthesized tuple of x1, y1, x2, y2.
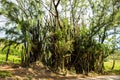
(112, 70, 120, 75)
(104, 70, 120, 75)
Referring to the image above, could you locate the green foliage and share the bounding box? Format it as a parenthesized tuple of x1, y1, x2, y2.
(0, 0, 120, 74)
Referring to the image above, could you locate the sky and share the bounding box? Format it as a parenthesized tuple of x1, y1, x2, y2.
(0, 16, 6, 38)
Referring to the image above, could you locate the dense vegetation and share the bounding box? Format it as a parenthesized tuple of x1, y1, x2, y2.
(0, 0, 120, 75)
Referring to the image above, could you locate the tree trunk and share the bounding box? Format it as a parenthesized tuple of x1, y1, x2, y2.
(29, 41, 42, 63)
(111, 59, 115, 70)
(6, 46, 10, 62)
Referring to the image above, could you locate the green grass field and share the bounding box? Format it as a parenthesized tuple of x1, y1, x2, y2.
(104, 60, 120, 70)
(0, 54, 21, 64)
(104, 56, 120, 75)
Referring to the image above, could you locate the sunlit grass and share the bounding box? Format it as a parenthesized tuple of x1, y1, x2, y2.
(104, 60, 120, 69)
(104, 60, 120, 75)
(0, 54, 21, 64)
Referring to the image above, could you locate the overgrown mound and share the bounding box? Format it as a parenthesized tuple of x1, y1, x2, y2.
(0, 62, 79, 80)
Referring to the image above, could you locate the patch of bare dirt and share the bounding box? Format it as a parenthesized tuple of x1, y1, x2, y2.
(0, 62, 120, 80)
(0, 62, 79, 80)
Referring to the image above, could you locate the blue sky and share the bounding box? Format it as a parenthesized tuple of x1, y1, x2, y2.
(0, 16, 6, 38)
(0, 32, 5, 38)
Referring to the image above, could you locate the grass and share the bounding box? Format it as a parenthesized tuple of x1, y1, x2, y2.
(0, 54, 21, 64)
(0, 70, 12, 78)
(104, 60, 120, 70)
(104, 60, 120, 75)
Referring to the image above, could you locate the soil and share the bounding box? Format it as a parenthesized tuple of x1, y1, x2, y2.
(0, 62, 120, 80)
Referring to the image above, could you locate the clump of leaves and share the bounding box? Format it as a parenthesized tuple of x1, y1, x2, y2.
(0, 70, 12, 78)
